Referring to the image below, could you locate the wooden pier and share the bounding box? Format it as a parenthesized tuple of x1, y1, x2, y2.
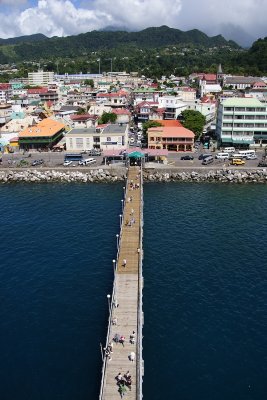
(99, 166, 143, 400)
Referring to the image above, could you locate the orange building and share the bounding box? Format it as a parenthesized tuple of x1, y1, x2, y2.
(148, 126, 195, 152)
(19, 118, 65, 150)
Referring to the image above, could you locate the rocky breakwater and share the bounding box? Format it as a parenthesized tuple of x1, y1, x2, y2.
(0, 168, 126, 183)
(143, 168, 267, 183)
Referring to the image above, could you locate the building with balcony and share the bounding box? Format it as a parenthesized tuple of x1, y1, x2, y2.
(158, 95, 187, 119)
(216, 97, 267, 148)
(65, 123, 128, 152)
(19, 118, 65, 150)
(148, 125, 195, 152)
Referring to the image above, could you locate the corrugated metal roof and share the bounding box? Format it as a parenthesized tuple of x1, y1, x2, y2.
(222, 97, 265, 107)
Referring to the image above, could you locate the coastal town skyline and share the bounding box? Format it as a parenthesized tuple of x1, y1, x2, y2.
(0, 0, 266, 47)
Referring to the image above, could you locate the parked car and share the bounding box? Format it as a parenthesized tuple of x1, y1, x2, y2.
(246, 154, 258, 160)
(181, 155, 194, 160)
(78, 158, 96, 166)
(63, 160, 73, 166)
(88, 149, 101, 156)
(198, 154, 212, 160)
(231, 158, 245, 166)
(31, 159, 44, 166)
(258, 160, 267, 167)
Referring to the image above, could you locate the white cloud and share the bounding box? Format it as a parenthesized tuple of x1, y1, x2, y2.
(0, 0, 266, 46)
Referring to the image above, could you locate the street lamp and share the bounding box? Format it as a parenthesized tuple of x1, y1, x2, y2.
(112, 259, 116, 274)
(119, 214, 122, 227)
(116, 233, 119, 249)
(97, 58, 101, 74)
(107, 294, 111, 314)
(121, 199, 124, 212)
(123, 186, 126, 198)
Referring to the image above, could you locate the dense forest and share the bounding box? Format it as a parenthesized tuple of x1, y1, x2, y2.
(0, 26, 266, 79)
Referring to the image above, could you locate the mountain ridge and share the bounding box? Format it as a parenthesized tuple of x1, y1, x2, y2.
(0, 25, 240, 64)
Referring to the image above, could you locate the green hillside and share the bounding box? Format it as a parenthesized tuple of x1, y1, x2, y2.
(0, 26, 239, 64)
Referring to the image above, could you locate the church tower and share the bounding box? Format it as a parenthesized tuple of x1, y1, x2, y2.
(217, 64, 224, 86)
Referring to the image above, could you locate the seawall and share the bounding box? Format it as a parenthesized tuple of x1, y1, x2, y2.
(1, 167, 267, 183)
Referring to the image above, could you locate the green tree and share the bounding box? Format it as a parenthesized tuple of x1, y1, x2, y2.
(76, 107, 86, 115)
(84, 79, 94, 88)
(181, 110, 206, 138)
(142, 120, 163, 142)
(98, 112, 117, 124)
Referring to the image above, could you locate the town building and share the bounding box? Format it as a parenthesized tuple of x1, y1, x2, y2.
(158, 95, 187, 119)
(216, 97, 267, 148)
(65, 123, 129, 152)
(0, 84, 12, 103)
(19, 118, 65, 150)
(147, 125, 195, 152)
(224, 76, 266, 90)
(28, 70, 55, 86)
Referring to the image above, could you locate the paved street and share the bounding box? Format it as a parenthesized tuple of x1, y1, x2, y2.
(0, 149, 265, 169)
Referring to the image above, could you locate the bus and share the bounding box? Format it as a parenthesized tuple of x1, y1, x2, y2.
(237, 150, 256, 158)
(64, 153, 83, 162)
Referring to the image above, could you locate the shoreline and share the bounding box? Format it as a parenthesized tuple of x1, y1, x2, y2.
(1, 165, 267, 183)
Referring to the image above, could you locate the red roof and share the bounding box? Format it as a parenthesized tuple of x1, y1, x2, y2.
(70, 113, 98, 121)
(154, 119, 183, 127)
(28, 88, 48, 94)
(253, 81, 266, 88)
(148, 126, 195, 138)
(203, 74, 217, 81)
(137, 101, 158, 108)
(0, 84, 11, 90)
(112, 108, 131, 115)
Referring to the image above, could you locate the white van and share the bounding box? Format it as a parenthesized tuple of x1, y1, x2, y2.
(79, 158, 96, 166)
(237, 150, 256, 158)
(229, 153, 247, 159)
(216, 152, 229, 160)
(202, 156, 214, 165)
(223, 147, 235, 153)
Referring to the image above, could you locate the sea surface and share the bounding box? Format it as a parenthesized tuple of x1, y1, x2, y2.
(0, 182, 267, 400)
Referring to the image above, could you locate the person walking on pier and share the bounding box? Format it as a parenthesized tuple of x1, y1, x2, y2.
(118, 382, 127, 398)
(120, 335, 125, 347)
(122, 259, 127, 267)
(130, 331, 135, 344)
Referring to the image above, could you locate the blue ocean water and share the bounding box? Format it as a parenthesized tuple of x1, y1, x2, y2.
(0, 183, 123, 400)
(143, 183, 267, 400)
(0, 182, 267, 400)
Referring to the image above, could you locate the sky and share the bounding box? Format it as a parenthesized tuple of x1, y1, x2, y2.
(0, 0, 266, 47)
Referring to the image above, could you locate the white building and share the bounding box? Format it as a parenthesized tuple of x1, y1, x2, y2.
(28, 70, 55, 86)
(216, 97, 267, 148)
(65, 123, 129, 152)
(158, 95, 187, 119)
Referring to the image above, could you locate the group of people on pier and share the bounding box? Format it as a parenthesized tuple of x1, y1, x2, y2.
(116, 371, 132, 397)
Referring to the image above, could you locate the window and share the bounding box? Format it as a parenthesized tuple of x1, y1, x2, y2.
(150, 137, 155, 141)
(75, 138, 83, 148)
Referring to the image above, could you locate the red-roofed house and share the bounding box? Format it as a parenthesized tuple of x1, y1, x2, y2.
(70, 113, 98, 128)
(134, 101, 162, 122)
(112, 108, 131, 123)
(148, 126, 195, 152)
(203, 74, 217, 84)
(96, 91, 128, 106)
